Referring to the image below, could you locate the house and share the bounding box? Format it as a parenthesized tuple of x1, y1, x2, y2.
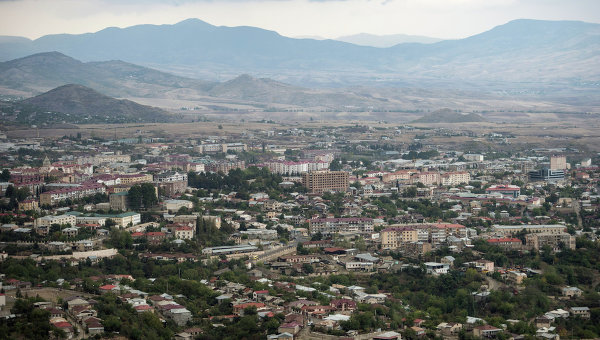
(66, 297, 90, 311)
(410, 326, 426, 336)
(99, 284, 119, 294)
(424, 262, 449, 275)
(474, 259, 495, 272)
(562, 286, 583, 298)
(84, 317, 105, 335)
(268, 333, 294, 340)
(253, 290, 270, 301)
(438, 322, 463, 336)
(373, 331, 402, 340)
(473, 325, 502, 338)
(174, 332, 193, 340)
(441, 256, 455, 267)
(233, 302, 266, 315)
(570, 307, 590, 319)
(507, 271, 527, 285)
(329, 299, 356, 312)
(535, 316, 553, 329)
(278, 322, 302, 335)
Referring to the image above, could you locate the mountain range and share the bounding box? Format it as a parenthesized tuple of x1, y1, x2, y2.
(0, 51, 597, 117)
(0, 18, 598, 89)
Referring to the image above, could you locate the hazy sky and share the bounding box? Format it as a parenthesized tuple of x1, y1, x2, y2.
(0, 0, 598, 40)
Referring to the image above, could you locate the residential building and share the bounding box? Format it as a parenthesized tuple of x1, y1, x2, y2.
(35, 214, 77, 228)
(493, 224, 566, 235)
(441, 172, 471, 186)
(164, 199, 194, 212)
(40, 183, 106, 206)
(550, 155, 567, 170)
(570, 307, 590, 319)
(425, 262, 449, 275)
(302, 170, 349, 194)
(486, 237, 522, 250)
(109, 191, 129, 211)
(309, 217, 373, 236)
(380, 227, 418, 249)
(526, 232, 576, 251)
(175, 226, 194, 240)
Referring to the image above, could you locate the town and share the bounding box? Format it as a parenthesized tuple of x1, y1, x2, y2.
(0, 122, 599, 340)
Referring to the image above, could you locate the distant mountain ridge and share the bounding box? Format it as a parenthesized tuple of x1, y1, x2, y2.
(335, 33, 442, 47)
(0, 18, 598, 87)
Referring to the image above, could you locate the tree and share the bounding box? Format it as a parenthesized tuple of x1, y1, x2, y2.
(128, 183, 157, 210)
(0, 169, 10, 181)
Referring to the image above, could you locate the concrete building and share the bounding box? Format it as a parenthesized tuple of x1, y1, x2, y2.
(380, 227, 418, 249)
(35, 214, 77, 228)
(493, 224, 566, 235)
(485, 184, 520, 198)
(308, 217, 373, 236)
(550, 155, 567, 170)
(164, 199, 194, 212)
(529, 168, 565, 182)
(40, 183, 106, 206)
(412, 172, 440, 186)
(302, 170, 349, 194)
(425, 262, 449, 275)
(526, 232, 576, 251)
(441, 172, 471, 186)
(486, 237, 522, 250)
(109, 191, 129, 211)
(175, 226, 194, 240)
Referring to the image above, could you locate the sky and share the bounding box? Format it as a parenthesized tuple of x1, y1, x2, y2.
(0, 0, 599, 40)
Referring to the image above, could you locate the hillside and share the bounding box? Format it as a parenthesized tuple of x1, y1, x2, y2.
(19, 84, 174, 123)
(412, 109, 486, 123)
(0, 52, 215, 98)
(0, 19, 598, 88)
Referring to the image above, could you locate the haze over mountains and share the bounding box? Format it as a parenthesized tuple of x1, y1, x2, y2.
(335, 33, 442, 47)
(0, 18, 598, 91)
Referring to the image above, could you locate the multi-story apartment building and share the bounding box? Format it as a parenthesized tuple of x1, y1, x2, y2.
(39, 183, 106, 206)
(526, 232, 575, 251)
(175, 226, 194, 240)
(440, 172, 471, 186)
(205, 160, 246, 174)
(109, 191, 129, 211)
(34, 214, 77, 228)
(309, 217, 373, 236)
(154, 171, 187, 183)
(494, 224, 566, 235)
(195, 143, 247, 154)
(264, 160, 329, 175)
(380, 227, 418, 249)
(387, 223, 467, 244)
(118, 174, 154, 185)
(412, 172, 440, 186)
(382, 170, 414, 183)
(550, 155, 567, 170)
(77, 154, 131, 166)
(302, 170, 349, 194)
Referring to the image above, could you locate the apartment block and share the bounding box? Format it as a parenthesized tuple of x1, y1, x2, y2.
(302, 170, 349, 194)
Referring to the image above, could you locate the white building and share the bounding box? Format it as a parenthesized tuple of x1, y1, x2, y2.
(35, 214, 77, 228)
(425, 262, 449, 275)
